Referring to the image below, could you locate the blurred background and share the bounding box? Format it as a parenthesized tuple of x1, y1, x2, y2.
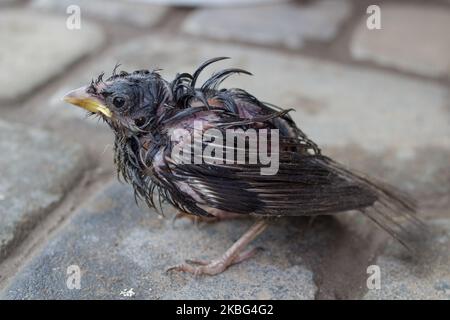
(0, 0, 449, 300)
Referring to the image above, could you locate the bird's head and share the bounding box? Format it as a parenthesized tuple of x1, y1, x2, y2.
(63, 68, 171, 135)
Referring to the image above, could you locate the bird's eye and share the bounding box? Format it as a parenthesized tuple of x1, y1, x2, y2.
(113, 96, 126, 108)
(135, 117, 147, 127)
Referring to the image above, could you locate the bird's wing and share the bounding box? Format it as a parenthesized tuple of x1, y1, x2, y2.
(163, 134, 425, 249)
(167, 134, 408, 212)
(171, 148, 393, 214)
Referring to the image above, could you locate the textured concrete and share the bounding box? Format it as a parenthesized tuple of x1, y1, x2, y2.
(0, 182, 318, 299)
(351, 4, 450, 77)
(365, 219, 450, 300)
(32, 0, 169, 28)
(0, 9, 104, 102)
(182, 0, 351, 49)
(129, 0, 289, 7)
(0, 120, 88, 262)
(0, 0, 16, 5)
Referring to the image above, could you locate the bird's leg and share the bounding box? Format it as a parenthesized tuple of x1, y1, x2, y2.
(167, 220, 268, 276)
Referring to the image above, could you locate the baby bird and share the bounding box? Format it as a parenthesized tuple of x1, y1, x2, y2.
(63, 57, 422, 276)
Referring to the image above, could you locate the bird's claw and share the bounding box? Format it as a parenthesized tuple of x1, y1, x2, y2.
(166, 259, 228, 276)
(166, 247, 263, 276)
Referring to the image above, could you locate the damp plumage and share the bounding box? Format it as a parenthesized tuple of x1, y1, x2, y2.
(63, 57, 424, 276)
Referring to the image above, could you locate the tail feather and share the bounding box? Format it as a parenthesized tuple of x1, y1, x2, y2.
(321, 156, 428, 254)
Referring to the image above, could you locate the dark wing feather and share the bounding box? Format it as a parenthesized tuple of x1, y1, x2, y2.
(167, 136, 425, 251)
(171, 152, 378, 216)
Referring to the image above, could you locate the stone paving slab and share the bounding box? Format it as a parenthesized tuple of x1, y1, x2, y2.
(2, 174, 448, 299)
(133, 0, 287, 7)
(0, 9, 104, 102)
(0, 182, 319, 299)
(0, 120, 88, 262)
(181, 0, 351, 49)
(351, 4, 450, 78)
(51, 35, 449, 154)
(364, 219, 450, 300)
(32, 0, 169, 28)
(0, 0, 17, 5)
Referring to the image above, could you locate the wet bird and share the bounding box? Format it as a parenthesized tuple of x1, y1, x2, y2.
(63, 57, 423, 276)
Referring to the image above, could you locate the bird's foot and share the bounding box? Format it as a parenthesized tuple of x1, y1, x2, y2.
(166, 247, 263, 276)
(166, 220, 268, 276)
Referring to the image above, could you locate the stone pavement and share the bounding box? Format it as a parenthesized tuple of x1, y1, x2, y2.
(182, 0, 352, 49)
(0, 120, 88, 262)
(0, 0, 449, 300)
(351, 3, 450, 78)
(364, 219, 450, 300)
(0, 9, 104, 102)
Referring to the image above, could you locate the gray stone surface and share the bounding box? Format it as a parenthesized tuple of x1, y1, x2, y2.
(351, 4, 450, 78)
(0, 0, 18, 4)
(0, 182, 318, 299)
(364, 219, 450, 300)
(32, 0, 169, 28)
(133, 0, 288, 7)
(0, 9, 104, 102)
(0, 0, 16, 5)
(182, 0, 351, 49)
(0, 120, 88, 262)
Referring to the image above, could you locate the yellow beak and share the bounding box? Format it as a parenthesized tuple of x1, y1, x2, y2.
(62, 86, 112, 118)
